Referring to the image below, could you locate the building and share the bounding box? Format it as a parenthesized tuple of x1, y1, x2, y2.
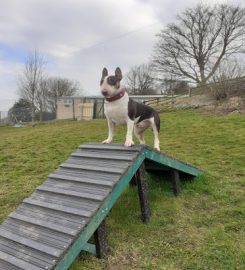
(56, 95, 167, 120)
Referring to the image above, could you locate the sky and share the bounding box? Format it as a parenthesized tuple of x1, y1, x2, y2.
(0, 0, 244, 111)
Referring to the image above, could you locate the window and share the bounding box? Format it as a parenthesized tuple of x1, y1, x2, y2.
(64, 98, 72, 107)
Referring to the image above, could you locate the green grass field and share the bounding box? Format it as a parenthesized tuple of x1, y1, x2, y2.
(0, 110, 244, 269)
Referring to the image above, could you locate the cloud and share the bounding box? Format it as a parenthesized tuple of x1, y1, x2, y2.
(0, 59, 22, 110)
(0, 0, 244, 110)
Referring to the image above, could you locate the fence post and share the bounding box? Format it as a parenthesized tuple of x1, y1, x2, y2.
(93, 100, 97, 119)
(72, 98, 75, 120)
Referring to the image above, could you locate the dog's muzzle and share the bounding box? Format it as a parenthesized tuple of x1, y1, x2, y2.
(102, 91, 108, 97)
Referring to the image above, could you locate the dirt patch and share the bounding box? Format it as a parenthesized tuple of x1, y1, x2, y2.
(173, 94, 245, 115)
(175, 94, 214, 108)
(107, 254, 140, 270)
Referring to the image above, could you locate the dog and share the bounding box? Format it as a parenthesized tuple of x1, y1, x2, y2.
(100, 67, 160, 151)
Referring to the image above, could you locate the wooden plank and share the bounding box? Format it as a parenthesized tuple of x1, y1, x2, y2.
(76, 148, 139, 157)
(60, 163, 124, 174)
(37, 186, 105, 201)
(44, 180, 110, 195)
(72, 152, 134, 161)
(16, 204, 86, 226)
(79, 144, 142, 152)
(48, 173, 115, 187)
(0, 251, 44, 270)
(14, 209, 82, 231)
(66, 157, 130, 169)
(0, 236, 55, 265)
(55, 169, 119, 182)
(30, 192, 99, 210)
(0, 228, 61, 257)
(3, 219, 68, 248)
(23, 198, 93, 217)
(0, 259, 23, 270)
(9, 213, 78, 236)
(54, 151, 146, 270)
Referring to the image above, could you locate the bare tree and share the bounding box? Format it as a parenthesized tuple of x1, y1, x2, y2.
(153, 3, 245, 85)
(211, 56, 245, 99)
(125, 64, 156, 95)
(18, 50, 45, 123)
(46, 77, 81, 115)
(213, 56, 245, 81)
(36, 78, 49, 121)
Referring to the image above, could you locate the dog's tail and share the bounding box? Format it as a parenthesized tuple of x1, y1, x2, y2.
(153, 111, 160, 133)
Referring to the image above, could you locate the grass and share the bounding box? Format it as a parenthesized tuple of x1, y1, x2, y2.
(0, 110, 244, 269)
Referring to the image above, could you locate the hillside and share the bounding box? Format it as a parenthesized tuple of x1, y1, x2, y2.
(0, 111, 244, 269)
(174, 94, 245, 115)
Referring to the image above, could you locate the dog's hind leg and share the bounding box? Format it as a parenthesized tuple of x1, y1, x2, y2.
(152, 113, 160, 151)
(134, 125, 146, 144)
(152, 124, 160, 151)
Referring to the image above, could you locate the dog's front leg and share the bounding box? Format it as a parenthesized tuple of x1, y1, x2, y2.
(125, 119, 135, 147)
(102, 119, 115, 144)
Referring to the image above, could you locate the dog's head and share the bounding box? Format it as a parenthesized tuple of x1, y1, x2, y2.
(100, 67, 122, 97)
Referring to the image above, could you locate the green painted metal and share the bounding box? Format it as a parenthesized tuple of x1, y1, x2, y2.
(144, 148, 202, 177)
(54, 152, 145, 270)
(54, 145, 202, 270)
(82, 243, 96, 255)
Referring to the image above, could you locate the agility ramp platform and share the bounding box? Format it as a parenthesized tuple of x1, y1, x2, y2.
(0, 143, 202, 270)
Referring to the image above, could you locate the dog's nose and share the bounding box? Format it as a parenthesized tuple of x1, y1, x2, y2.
(102, 90, 108, 97)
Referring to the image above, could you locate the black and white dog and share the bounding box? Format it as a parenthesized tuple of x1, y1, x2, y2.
(100, 67, 160, 151)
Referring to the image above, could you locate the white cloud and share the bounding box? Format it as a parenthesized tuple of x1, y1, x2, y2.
(0, 0, 244, 110)
(0, 60, 21, 110)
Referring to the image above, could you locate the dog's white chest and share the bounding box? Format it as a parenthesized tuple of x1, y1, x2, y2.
(104, 94, 129, 125)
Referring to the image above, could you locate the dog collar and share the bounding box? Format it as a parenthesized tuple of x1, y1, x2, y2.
(105, 88, 126, 102)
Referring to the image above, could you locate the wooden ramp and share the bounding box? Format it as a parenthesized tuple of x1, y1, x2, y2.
(0, 143, 202, 270)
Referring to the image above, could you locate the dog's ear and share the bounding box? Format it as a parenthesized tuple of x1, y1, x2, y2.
(102, 68, 108, 79)
(115, 67, 122, 81)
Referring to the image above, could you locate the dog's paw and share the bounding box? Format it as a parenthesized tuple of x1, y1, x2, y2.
(124, 140, 135, 147)
(154, 146, 160, 151)
(102, 139, 112, 144)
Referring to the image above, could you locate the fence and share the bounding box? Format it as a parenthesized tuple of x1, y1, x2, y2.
(144, 94, 187, 111)
(57, 95, 175, 120)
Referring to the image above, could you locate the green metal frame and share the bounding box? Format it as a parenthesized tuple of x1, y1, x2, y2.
(144, 148, 202, 177)
(82, 243, 96, 255)
(54, 147, 203, 270)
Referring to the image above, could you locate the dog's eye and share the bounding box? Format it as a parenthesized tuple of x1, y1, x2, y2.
(107, 76, 116, 85)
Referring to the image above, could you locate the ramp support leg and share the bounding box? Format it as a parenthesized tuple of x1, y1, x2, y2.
(94, 220, 109, 258)
(171, 169, 181, 196)
(130, 173, 138, 186)
(136, 163, 151, 223)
